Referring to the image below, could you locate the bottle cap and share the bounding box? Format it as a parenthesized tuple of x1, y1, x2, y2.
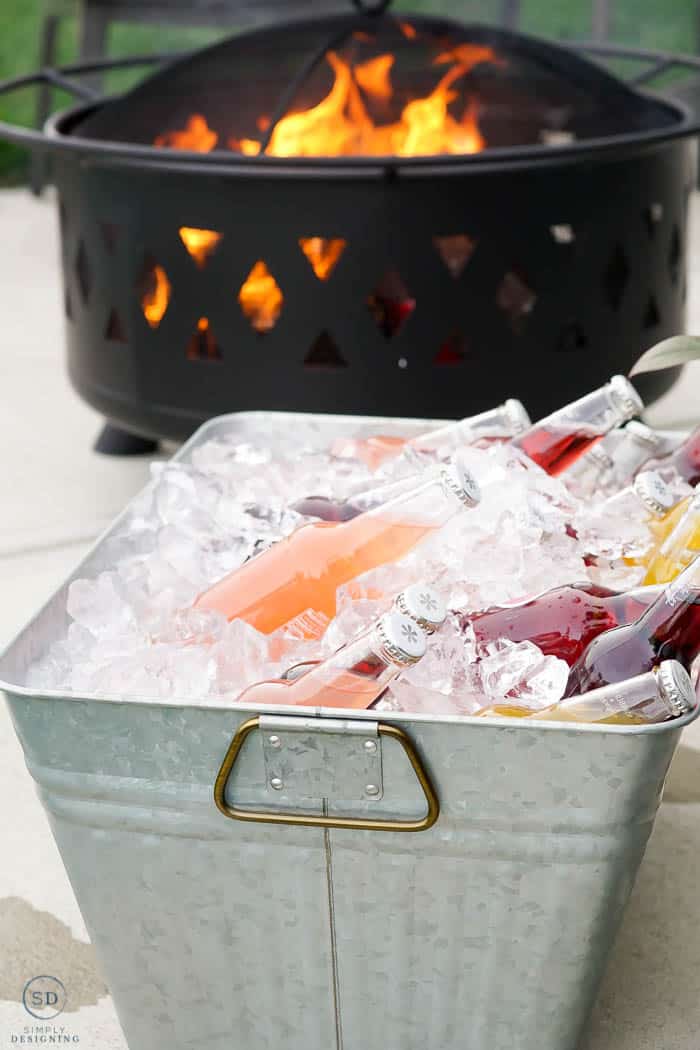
(633, 471, 676, 518)
(504, 398, 531, 434)
(608, 375, 644, 420)
(395, 583, 447, 634)
(625, 420, 661, 450)
(657, 660, 695, 718)
(371, 611, 427, 667)
(440, 456, 481, 508)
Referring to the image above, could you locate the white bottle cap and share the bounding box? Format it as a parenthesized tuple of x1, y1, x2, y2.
(633, 471, 676, 517)
(395, 584, 447, 634)
(372, 611, 427, 667)
(657, 660, 695, 718)
(625, 420, 661, 450)
(608, 375, 644, 419)
(504, 398, 531, 434)
(440, 456, 481, 508)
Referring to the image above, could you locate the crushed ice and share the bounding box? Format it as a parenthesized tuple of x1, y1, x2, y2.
(26, 420, 648, 712)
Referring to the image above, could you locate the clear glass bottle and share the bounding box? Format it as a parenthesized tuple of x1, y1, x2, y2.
(237, 610, 427, 709)
(643, 491, 700, 584)
(280, 582, 446, 682)
(511, 375, 643, 476)
(547, 660, 694, 724)
(578, 470, 680, 568)
(195, 458, 480, 633)
(331, 399, 530, 470)
(643, 424, 700, 487)
(563, 420, 668, 499)
(564, 551, 700, 696)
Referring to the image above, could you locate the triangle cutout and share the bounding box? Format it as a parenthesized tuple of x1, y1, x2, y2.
(187, 317, 222, 361)
(435, 330, 467, 365)
(105, 308, 127, 343)
(179, 227, 223, 270)
(299, 237, 347, 281)
(433, 234, 476, 279)
(304, 331, 348, 369)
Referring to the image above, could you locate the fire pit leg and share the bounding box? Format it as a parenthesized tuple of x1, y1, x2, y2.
(94, 423, 159, 457)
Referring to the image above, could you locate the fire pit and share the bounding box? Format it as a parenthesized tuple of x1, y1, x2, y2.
(1, 6, 699, 450)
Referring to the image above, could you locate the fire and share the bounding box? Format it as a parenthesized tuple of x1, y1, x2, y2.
(141, 263, 171, 328)
(154, 114, 217, 151)
(238, 261, 283, 333)
(158, 43, 497, 158)
(179, 227, 222, 269)
(299, 237, 346, 281)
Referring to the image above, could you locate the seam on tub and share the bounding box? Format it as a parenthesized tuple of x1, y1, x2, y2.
(323, 800, 343, 1050)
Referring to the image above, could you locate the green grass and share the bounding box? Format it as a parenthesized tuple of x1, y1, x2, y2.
(0, 0, 696, 181)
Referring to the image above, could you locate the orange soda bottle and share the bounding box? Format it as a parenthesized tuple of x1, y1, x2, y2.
(236, 610, 427, 709)
(195, 459, 480, 633)
(332, 399, 530, 470)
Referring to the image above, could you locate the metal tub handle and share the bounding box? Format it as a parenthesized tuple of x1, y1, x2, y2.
(214, 717, 439, 832)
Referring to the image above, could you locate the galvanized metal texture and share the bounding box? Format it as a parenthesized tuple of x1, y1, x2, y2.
(1, 411, 697, 1050)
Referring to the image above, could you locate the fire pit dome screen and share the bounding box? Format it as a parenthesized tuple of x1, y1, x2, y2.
(2, 8, 699, 448)
(76, 17, 680, 158)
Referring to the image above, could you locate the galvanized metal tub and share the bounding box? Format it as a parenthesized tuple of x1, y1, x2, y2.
(1, 411, 696, 1050)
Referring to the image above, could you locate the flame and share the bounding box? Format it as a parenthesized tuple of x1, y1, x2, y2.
(238, 261, 284, 333)
(299, 237, 346, 281)
(354, 54, 394, 100)
(154, 114, 217, 151)
(141, 263, 171, 328)
(179, 227, 223, 269)
(158, 44, 496, 158)
(398, 21, 417, 39)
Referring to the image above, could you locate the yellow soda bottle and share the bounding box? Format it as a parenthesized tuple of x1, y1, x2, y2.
(643, 492, 700, 584)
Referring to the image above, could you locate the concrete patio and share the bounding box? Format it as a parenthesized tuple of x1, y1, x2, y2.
(1, 185, 700, 1049)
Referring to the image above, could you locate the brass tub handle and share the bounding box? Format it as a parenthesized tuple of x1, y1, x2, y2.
(214, 717, 439, 832)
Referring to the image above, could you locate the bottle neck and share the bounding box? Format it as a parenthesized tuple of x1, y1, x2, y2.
(519, 381, 631, 444)
(409, 402, 521, 452)
(340, 470, 464, 532)
(288, 629, 401, 696)
(637, 555, 700, 663)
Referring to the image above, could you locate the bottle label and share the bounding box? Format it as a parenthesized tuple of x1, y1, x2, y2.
(666, 577, 692, 608)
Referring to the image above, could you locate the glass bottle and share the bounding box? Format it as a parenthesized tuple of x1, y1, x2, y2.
(643, 424, 700, 487)
(293, 471, 429, 522)
(237, 610, 427, 709)
(539, 660, 693, 724)
(464, 581, 660, 666)
(578, 470, 680, 569)
(563, 420, 668, 499)
(331, 399, 530, 471)
(643, 491, 700, 585)
(511, 375, 643, 476)
(195, 458, 480, 633)
(280, 582, 446, 682)
(564, 551, 700, 696)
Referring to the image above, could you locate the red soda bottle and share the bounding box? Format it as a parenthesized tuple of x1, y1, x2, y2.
(564, 552, 700, 696)
(511, 376, 643, 476)
(642, 424, 700, 487)
(465, 582, 659, 666)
